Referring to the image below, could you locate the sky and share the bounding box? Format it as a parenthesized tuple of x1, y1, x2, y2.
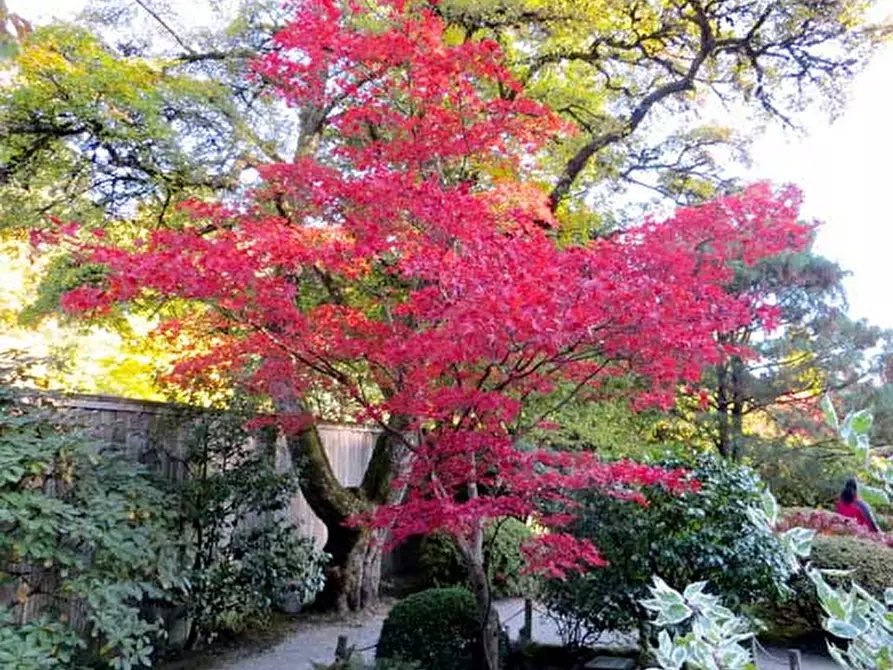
(15, 0, 893, 329)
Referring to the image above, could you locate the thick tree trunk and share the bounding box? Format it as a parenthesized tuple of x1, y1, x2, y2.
(281, 410, 408, 612)
(316, 525, 384, 612)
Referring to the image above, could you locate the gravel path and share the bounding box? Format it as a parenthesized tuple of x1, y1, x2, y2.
(213, 599, 588, 670)
(212, 600, 837, 670)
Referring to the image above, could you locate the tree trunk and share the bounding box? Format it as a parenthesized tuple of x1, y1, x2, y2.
(281, 410, 408, 612)
(715, 360, 732, 458)
(470, 560, 500, 670)
(316, 524, 384, 612)
(462, 524, 500, 670)
(730, 355, 745, 461)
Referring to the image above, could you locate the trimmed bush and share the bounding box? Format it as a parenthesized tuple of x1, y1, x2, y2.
(761, 534, 893, 643)
(377, 588, 482, 670)
(811, 535, 893, 596)
(418, 517, 536, 598)
(542, 454, 792, 645)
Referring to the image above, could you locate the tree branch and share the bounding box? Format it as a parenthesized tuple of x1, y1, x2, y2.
(133, 0, 196, 55)
(548, 1, 716, 211)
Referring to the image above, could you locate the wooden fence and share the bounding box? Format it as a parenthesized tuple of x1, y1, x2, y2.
(3, 392, 383, 631)
(52, 392, 381, 549)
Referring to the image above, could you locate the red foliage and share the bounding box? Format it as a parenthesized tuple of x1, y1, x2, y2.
(778, 508, 893, 548)
(49, 0, 813, 579)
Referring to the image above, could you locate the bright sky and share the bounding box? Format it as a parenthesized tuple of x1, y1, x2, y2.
(17, 0, 893, 329)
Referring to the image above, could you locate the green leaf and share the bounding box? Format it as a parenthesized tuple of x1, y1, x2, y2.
(782, 527, 815, 558)
(662, 602, 694, 626)
(826, 618, 861, 640)
(821, 396, 840, 432)
(854, 434, 871, 466)
(849, 409, 874, 436)
(683, 581, 709, 600)
(760, 489, 780, 525)
(826, 643, 850, 669)
(671, 645, 687, 668)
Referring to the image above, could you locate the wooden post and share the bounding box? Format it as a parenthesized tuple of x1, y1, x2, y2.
(788, 649, 802, 670)
(520, 598, 533, 643)
(335, 635, 349, 661)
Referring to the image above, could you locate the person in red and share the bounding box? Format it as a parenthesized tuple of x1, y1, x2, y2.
(836, 477, 881, 532)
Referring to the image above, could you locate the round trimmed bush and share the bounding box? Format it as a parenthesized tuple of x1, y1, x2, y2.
(377, 588, 482, 670)
(761, 534, 893, 643)
(418, 517, 536, 598)
(811, 535, 893, 596)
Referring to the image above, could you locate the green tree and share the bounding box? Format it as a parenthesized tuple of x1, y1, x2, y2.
(436, 0, 887, 221)
(703, 249, 887, 459)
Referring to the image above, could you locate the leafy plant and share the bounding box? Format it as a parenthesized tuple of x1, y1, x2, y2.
(175, 407, 327, 645)
(419, 517, 536, 598)
(0, 356, 185, 669)
(820, 397, 890, 507)
(758, 534, 893, 644)
(641, 577, 757, 670)
(808, 569, 893, 670)
(542, 455, 793, 645)
(809, 536, 893, 600)
(376, 588, 483, 670)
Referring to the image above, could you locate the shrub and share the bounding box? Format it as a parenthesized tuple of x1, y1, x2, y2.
(811, 535, 893, 597)
(778, 507, 893, 549)
(747, 441, 859, 509)
(0, 365, 185, 669)
(807, 568, 893, 670)
(760, 534, 893, 642)
(0, 360, 328, 665)
(176, 407, 327, 644)
(542, 454, 792, 645)
(418, 517, 535, 598)
(377, 588, 483, 670)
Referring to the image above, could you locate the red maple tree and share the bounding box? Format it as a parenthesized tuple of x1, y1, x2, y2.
(49, 1, 813, 665)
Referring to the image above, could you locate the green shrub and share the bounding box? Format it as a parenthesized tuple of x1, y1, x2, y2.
(0, 366, 185, 669)
(0, 361, 328, 666)
(178, 406, 327, 644)
(418, 517, 535, 598)
(542, 454, 792, 645)
(377, 588, 483, 670)
(811, 535, 893, 596)
(747, 441, 859, 509)
(760, 535, 893, 642)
